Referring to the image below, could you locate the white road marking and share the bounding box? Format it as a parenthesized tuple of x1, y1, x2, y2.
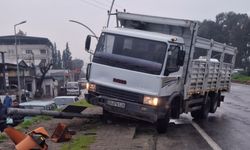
(191, 121, 222, 150)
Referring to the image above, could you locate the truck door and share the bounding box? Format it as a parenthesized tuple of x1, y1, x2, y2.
(164, 44, 185, 76)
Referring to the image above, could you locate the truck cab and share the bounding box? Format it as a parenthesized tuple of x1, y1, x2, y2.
(85, 27, 185, 133)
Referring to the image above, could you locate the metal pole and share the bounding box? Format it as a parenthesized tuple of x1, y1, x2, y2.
(69, 20, 98, 39)
(106, 0, 115, 27)
(14, 20, 27, 103)
(68, 20, 98, 62)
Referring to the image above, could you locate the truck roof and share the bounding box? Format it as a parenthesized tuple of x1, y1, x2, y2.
(102, 28, 184, 44)
(117, 12, 197, 28)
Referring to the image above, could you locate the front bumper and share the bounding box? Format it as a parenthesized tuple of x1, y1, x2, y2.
(85, 93, 166, 123)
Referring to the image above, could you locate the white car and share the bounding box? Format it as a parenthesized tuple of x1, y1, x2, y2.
(53, 96, 79, 109)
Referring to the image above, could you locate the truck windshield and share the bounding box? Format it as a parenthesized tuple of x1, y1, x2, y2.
(93, 33, 167, 75)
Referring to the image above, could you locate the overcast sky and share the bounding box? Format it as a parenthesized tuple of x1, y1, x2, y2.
(1, 0, 250, 65)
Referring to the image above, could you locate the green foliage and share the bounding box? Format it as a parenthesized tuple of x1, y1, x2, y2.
(51, 42, 63, 69)
(0, 133, 7, 143)
(52, 43, 58, 69)
(232, 74, 250, 82)
(61, 135, 96, 150)
(17, 116, 51, 130)
(198, 11, 250, 68)
(71, 59, 84, 70)
(57, 50, 62, 69)
(72, 100, 93, 108)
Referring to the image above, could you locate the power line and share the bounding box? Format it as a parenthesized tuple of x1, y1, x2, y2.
(79, 0, 108, 11)
(92, 0, 110, 8)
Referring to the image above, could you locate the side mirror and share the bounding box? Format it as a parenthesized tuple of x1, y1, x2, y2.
(85, 35, 91, 52)
(177, 51, 185, 66)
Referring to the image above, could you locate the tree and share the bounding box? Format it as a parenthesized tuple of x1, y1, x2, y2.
(71, 59, 84, 81)
(62, 42, 72, 70)
(71, 59, 84, 70)
(35, 60, 53, 97)
(57, 50, 62, 69)
(198, 11, 250, 69)
(52, 43, 58, 69)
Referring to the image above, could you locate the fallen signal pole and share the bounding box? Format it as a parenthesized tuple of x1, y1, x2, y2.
(7, 105, 101, 119)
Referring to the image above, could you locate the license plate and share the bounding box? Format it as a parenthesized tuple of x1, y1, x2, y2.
(107, 100, 126, 108)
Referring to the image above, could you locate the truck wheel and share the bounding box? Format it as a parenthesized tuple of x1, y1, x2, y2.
(209, 94, 220, 113)
(191, 96, 211, 120)
(101, 109, 112, 123)
(156, 115, 170, 134)
(210, 97, 218, 113)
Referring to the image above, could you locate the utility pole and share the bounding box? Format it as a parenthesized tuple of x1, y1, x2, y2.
(106, 0, 116, 27)
(14, 20, 27, 102)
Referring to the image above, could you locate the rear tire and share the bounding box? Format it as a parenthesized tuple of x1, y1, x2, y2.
(156, 115, 170, 134)
(191, 96, 211, 120)
(210, 94, 219, 113)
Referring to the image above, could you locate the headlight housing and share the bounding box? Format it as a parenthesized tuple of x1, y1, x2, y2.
(86, 83, 96, 92)
(143, 96, 159, 106)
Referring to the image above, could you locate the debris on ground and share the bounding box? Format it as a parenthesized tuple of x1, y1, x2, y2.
(4, 127, 49, 150)
(51, 123, 75, 143)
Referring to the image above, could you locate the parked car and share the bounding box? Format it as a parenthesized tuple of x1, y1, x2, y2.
(19, 100, 57, 110)
(53, 96, 79, 109)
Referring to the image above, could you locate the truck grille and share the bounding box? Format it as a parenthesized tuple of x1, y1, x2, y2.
(96, 85, 143, 103)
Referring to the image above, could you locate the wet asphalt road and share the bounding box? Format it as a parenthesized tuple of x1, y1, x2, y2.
(195, 83, 250, 150)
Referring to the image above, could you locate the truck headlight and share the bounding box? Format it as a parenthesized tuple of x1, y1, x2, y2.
(143, 96, 159, 106)
(86, 83, 96, 92)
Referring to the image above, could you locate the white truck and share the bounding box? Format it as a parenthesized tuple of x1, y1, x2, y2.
(66, 82, 80, 96)
(84, 12, 237, 133)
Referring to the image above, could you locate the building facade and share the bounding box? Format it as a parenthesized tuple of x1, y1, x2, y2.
(0, 35, 53, 96)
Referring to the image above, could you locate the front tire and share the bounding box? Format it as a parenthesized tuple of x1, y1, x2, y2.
(156, 115, 170, 134)
(101, 109, 112, 123)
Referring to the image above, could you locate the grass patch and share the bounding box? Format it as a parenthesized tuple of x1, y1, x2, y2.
(72, 99, 93, 108)
(232, 74, 250, 83)
(61, 135, 96, 150)
(16, 115, 51, 130)
(0, 133, 7, 143)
